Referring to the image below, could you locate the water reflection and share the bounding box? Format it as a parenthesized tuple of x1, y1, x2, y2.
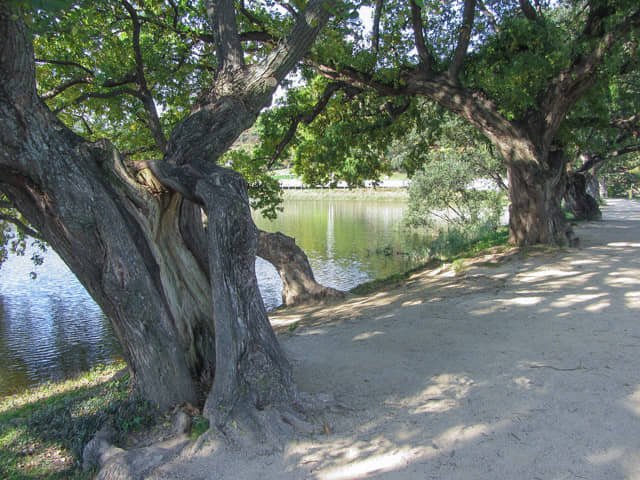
(0, 251, 120, 396)
(254, 198, 426, 310)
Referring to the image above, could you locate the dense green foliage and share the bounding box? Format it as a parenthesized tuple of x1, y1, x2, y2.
(563, 70, 640, 195)
(31, 1, 214, 157)
(393, 105, 506, 231)
(251, 0, 639, 240)
(405, 150, 505, 230)
(463, 15, 573, 120)
(3, 0, 637, 254)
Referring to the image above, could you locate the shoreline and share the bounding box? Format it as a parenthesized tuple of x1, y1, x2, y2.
(281, 187, 409, 201)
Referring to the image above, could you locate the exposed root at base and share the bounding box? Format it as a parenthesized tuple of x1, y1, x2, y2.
(202, 392, 350, 454)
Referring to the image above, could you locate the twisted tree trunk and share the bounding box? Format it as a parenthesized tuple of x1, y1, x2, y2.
(1, 1, 334, 438)
(257, 230, 345, 306)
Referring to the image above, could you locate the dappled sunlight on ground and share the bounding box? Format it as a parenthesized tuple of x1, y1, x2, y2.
(352, 331, 385, 341)
(157, 200, 640, 479)
(550, 292, 608, 308)
(623, 386, 640, 417)
(625, 291, 640, 308)
(384, 373, 476, 415)
(317, 447, 418, 480)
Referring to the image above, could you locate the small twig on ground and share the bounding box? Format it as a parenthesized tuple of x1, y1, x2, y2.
(529, 364, 586, 371)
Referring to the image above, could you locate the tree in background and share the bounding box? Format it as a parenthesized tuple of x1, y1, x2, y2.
(401, 108, 507, 233)
(562, 69, 640, 218)
(1, 0, 340, 440)
(258, 0, 640, 245)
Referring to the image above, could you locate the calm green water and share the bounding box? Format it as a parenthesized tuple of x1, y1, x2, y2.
(254, 197, 426, 310)
(0, 196, 423, 396)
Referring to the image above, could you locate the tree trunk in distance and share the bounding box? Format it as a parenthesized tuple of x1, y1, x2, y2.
(564, 172, 602, 221)
(507, 157, 579, 246)
(257, 230, 345, 306)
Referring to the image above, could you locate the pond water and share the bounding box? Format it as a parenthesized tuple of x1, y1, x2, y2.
(253, 197, 426, 309)
(0, 252, 121, 397)
(0, 196, 425, 396)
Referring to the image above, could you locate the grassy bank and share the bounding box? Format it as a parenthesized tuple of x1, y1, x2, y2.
(351, 225, 511, 295)
(0, 362, 158, 479)
(282, 187, 408, 202)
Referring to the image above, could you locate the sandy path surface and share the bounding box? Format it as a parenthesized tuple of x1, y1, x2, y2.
(156, 199, 640, 480)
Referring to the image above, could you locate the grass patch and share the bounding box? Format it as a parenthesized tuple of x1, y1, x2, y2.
(0, 362, 159, 480)
(189, 416, 210, 442)
(449, 226, 511, 260)
(350, 226, 510, 296)
(288, 321, 300, 332)
(350, 260, 441, 295)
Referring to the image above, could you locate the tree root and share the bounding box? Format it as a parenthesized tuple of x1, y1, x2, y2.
(209, 400, 322, 453)
(201, 392, 350, 454)
(89, 391, 351, 478)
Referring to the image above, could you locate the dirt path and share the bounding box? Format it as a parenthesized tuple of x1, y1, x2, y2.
(156, 199, 640, 480)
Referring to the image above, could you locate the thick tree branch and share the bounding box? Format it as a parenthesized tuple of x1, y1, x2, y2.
(519, 0, 539, 22)
(540, 8, 640, 148)
(582, 2, 614, 38)
(165, 0, 336, 168)
(576, 142, 640, 174)
(0, 213, 43, 239)
(409, 0, 434, 72)
(239, 1, 266, 29)
(308, 55, 533, 164)
(240, 30, 278, 45)
(205, 0, 245, 72)
(256, 0, 336, 87)
(448, 0, 476, 79)
(122, 0, 168, 153)
(307, 61, 403, 96)
(371, 0, 383, 54)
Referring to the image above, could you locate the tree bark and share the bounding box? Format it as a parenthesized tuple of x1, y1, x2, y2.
(507, 156, 577, 246)
(257, 231, 345, 306)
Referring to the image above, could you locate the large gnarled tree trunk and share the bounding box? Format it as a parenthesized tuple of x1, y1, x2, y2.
(407, 76, 577, 245)
(504, 148, 576, 246)
(563, 153, 604, 221)
(0, 0, 334, 436)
